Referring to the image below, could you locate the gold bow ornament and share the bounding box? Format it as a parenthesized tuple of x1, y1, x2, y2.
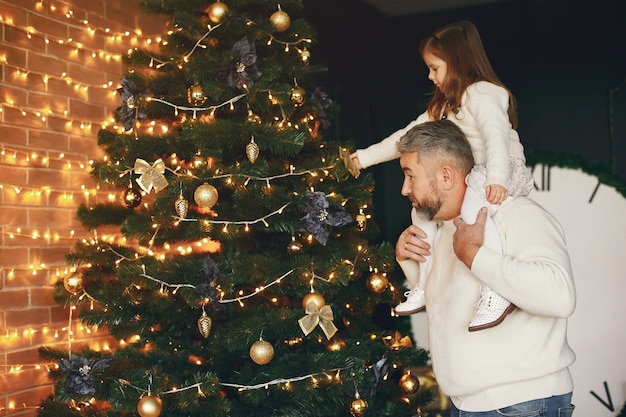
(339, 147, 360, 178)
(383, 331, 413, 350)
(298, 300, 338, 340)
(134, 158, 169, 193)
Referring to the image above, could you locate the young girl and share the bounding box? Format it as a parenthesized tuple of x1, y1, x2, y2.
(351, 21, 534, 331)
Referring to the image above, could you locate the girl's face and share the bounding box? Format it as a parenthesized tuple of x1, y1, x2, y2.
(423, 51, 447, 90)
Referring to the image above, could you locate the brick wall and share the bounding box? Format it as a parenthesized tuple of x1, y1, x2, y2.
(0, 1, 167, 415)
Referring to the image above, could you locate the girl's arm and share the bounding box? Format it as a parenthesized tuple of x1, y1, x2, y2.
(354, 111, 429, 169)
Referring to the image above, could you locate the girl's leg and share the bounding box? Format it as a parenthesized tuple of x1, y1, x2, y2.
(460, 186, 501, 254)
(395, 208, 437, 316)
(461, 187, 516, 331)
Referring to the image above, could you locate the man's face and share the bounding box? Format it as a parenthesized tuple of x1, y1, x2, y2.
(399, 152, 443, 221)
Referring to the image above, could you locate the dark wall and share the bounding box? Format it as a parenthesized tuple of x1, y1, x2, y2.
(303, 0, 626, 242)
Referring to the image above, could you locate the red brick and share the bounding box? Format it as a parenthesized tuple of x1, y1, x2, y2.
(0, 206, 28, 226)
(0, 84, 28, 106)
(28, 129, 70, 151)
(73, 0, 106, 15)
(68, 26, 106, 51)
(44, 76, 85, 101)
(29, 287, 56, 307)
(68, 98, 107, 121)
(68, 61, 109, 86)
(28, 52, 69, 80)
(0, 289, 29, 309)
(0, 44, 28, 68)
(4, 268, 52, 288)
(29, 207, 74, 228)
(1, 106, 47, 129)
(0, 248, 28, 267)
(0, 125, 28, 146)
(6, 308, 50, 327)
(29, 246, 71, 266)
(28, 14, 70, 41)
(29, 168, 69, 188)
(4, 26, 46, 53)
(0, 166, 28, 186)
(0, 2, 28, 28)
(28, 92, 69, 116)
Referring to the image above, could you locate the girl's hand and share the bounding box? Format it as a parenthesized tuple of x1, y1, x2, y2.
(349, 152, 363, 171)
(485, 184, 508, 204)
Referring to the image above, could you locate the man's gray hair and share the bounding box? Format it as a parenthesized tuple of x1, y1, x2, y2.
(397, 120, 474, 174)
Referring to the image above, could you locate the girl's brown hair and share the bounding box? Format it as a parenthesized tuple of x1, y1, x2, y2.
(419, 21, 518, 129)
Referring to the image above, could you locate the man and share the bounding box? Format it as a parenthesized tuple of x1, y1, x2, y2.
(395, 120, 576, 416)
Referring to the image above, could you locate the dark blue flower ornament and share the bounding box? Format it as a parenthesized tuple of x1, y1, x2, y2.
(300, 191, 352, 245)
(222, 36, 262, 90)
(116, 78, 147, 131)
(58, 355, 112, 395)
(195, 255, 224, 311)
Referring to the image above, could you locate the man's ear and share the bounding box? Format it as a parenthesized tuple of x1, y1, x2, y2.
(440, 165, 455, 190)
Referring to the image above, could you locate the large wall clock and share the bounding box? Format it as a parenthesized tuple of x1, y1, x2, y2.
(530, 165, 626, 416)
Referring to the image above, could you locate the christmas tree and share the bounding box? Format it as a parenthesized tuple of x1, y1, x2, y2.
(38, 1, 430, 416)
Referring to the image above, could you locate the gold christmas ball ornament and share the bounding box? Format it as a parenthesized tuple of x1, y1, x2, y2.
(245, 138, 259, 163)
(207, 0, 229, 23)
(326, 336, 346, 352)
(197, 310, 212, 338)
(349, 393, 368, 417)
(246, 110, 261, 124)
(194, 183, 219, 209)
(187, 82, 207, 107)
(63, 272, 85, 294)
(270, 5, 291, 32)
(302, 291, 325, 309)
(122, 187, 142, 208)
(286, 236, 303, 255)
(137, 394, 163, 417)
(399, 371, 420, 394)
(250, 339, 274, 365)
(366, 271, 388, 294)
(290, 85, 306, 107)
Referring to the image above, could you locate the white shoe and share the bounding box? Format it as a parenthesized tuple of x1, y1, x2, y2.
(394, 287, 426, 316)
(468, 286, 516, 332)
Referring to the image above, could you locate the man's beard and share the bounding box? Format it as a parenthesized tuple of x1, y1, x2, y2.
(412, 181, 442, 221)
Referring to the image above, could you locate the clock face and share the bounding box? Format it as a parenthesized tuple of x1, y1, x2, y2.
(530, 166, 626, 416)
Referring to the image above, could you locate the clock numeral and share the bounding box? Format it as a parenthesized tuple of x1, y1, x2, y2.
(532, 164, 551, 191)
(590, 381, 614, 412)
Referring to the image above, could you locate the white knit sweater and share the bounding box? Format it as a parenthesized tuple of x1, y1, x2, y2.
(398, 196, 576, 411)
(356, 81, 526, 188)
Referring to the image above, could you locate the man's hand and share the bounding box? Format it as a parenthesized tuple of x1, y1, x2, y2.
(396, 224, 431, 262)
(452, 207, 488, 269)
